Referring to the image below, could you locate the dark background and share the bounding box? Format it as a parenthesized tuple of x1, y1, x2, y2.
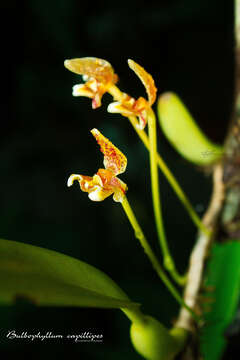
(0, 0, 234, 359)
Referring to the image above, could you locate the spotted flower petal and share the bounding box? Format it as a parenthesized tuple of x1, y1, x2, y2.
(64, 57, 117, 83)
(128, 59, 157, 106)
(67, 129, 127, 202)
(64, 57, 118, 109)
(91, 128, 127, 175)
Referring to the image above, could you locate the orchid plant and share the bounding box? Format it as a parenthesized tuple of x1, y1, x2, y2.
(64, 56, 214, 274)
(62, 56, 222, 358)
(1, 40, 239, 359)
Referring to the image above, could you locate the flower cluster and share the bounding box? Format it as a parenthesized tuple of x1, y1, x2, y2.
(64, 57, 157, 130)
(65, 57, 157, 202)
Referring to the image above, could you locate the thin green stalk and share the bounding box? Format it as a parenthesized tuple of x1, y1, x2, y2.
(108, 85, 209, 237)
(235, 0, 240, 50)
(128, 115, 210, 237)
(121, 307, 147, 326)
(147, 109, 185, 285)
(121, 196, 199, 322)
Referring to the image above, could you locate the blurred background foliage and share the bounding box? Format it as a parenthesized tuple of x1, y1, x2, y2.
(0, 0, 233, 359)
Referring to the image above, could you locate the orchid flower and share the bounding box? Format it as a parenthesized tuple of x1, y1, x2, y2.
(64, 57, 118, 109)
(107, 59, 157, 130)
(67, 129, 127, 202)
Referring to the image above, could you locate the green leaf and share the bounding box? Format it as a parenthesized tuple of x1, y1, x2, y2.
(0, 238, 138, 309)
(157, 92, 223, 165)
(200, 241, 240, 360)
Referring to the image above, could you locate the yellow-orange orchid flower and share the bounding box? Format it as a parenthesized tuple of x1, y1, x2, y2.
(64, 57, 118, 109)
(108, 59, 157, 130)
(67, 129, 127, 202)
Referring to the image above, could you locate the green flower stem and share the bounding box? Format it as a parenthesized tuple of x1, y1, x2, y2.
(108, 85, 209, 237)
(147, 109, 185, 285)
(235, 0, 240, 49)
(121, 196, 199, 321)
(121, 307, 147, 326)
(129, 115, 210, 237)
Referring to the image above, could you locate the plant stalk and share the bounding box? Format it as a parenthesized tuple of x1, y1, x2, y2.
(147, 109, 186, 285)
(121, 196, 199, 321)
(108, 85, 209, 237)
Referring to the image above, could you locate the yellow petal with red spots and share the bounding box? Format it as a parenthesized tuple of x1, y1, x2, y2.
(91, 129, 127, 176)
(109, 177, 128, 201)
(97, 169, 127, 195)
(96, 168, 114, 186)
(128, 59, 157, 106)
(64, 57, 118, 85)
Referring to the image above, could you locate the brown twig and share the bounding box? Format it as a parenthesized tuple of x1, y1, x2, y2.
(175, 163, 225, 332)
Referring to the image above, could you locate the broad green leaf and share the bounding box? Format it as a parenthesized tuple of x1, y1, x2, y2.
(157, 92, 223, 165)
(0, 239, 138, 309)
(200, 241, 240, 360)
